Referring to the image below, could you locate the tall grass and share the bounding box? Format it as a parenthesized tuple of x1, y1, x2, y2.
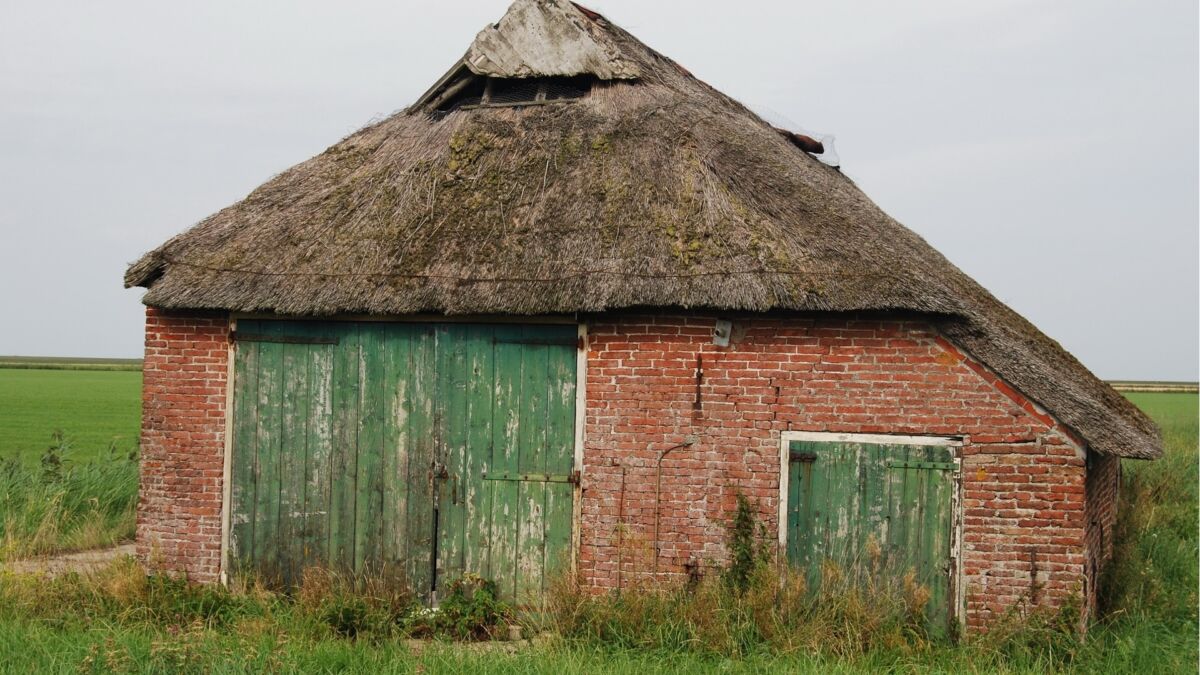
(0, 560, 511, 666)
(1097, 393, 1198, 637)
(0, 434, 138, 560)
(1071, 392, 1199, 673)
(545, 494, 942, 659)
(546, 562, 940, 658)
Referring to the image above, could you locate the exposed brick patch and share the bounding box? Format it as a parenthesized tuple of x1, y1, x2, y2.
(579, 314, 1086, 631)
(136, 308, 229, 582)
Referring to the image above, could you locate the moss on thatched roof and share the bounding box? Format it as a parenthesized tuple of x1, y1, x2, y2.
(124, 0, 1160, 459)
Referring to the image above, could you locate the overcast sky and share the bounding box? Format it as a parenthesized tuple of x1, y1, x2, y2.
(0, 0, 1196, 380)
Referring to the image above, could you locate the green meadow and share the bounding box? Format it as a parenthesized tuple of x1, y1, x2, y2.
(0, 368, 142, 463)
(0, 364, 1194, 673)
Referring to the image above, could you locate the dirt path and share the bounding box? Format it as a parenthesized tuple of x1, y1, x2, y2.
(0, 543, 136, 577)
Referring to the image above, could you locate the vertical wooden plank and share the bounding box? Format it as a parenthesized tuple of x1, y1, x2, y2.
(844, 442, 865, 571)
(887, 459, 912, 579)
(229, 331, 260, 575)
(355, 324, 387, 576)
(923, 466, 947, 631)
(787, 442, 817, 573)
(381, 323, 409, 583)
(543, 482, 573, 588)
(822, 443, 846, 572)
(516, 328, 549, 605)
(925, 445, 955, 633)
(329, 323, 361, 574)
(488, 325, 523, 602)
(861, 444, 889, 580)
(462, 325, 495, 579)
(277, 328, 310, 586)
(882, 448, 894, 578)
(405, 325, 438, 601)
(785, 454, 802, 565)
(302, 328, 335, 575)
(803, 441, 830, 591)
(435, 324, 470, 594)
(252, 336, 284, 582)
(901, 465, 921, 578)
(915, 446, 934, 591)
(517, 330, 549, 477)
(542, 334, 576, 590)
(908, 454, 927, 582)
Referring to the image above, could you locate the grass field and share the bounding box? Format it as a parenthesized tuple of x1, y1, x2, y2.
(0, 366, 1194, 672)
(0, 369, 142, 463)
(0, 356, 142, 371)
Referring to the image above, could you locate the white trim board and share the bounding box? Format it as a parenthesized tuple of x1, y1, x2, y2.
(571, 322, 588, 580)
(219, 317, 237, 586)
(783, 431, 963, 447)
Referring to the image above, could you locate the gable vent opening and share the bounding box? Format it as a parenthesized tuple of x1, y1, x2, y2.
(430, 74, 597, 117)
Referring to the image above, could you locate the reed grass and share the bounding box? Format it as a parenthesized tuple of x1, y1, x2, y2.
(0, 435, 138, 561)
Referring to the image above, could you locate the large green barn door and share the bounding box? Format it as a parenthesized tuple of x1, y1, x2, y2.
(229, 320, 576, 605)
(786, 439, 958, 633)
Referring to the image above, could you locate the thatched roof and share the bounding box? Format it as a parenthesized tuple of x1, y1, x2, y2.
(125, 0, 1160, 459)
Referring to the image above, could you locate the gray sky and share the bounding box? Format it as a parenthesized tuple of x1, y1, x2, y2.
(1, 0, 1196, 380)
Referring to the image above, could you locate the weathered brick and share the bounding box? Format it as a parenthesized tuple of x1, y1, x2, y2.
(137, 310, 1098, 633)
(136, 308, 228, 583)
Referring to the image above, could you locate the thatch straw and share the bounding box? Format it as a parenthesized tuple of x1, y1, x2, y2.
(124, 0, 1159, 459)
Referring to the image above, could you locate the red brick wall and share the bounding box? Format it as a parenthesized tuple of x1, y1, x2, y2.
(136, 308, 229, 582)
(135, 309, 1096, 630)
(579, 314, 1087, 631)
(1083, 452, 1121, 617)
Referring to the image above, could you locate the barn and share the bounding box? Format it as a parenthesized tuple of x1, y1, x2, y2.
(125, 0, 1161, 633)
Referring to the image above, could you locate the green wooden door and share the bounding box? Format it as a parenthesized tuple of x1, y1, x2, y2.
(229, 321, 577, 605)
(785, 439, 958, 633)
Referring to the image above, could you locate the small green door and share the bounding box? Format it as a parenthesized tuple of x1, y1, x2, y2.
(229, 321, 577, 605)
(786, 439, 958, 633)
